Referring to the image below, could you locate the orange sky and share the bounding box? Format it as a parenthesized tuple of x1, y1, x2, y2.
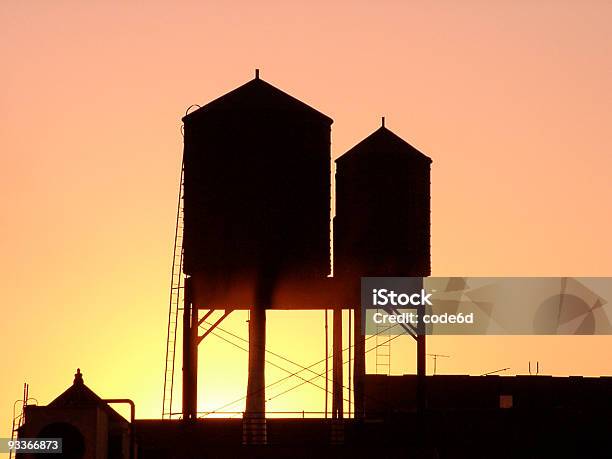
(1, 0, 611, 435)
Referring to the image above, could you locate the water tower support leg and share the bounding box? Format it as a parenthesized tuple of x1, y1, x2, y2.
(353, 305, 365, 419)
(244, 305, 267, 444)
(417, 334, 426, 413)
(182, 278, 198, 420)
(332, 307, 343, 419)
(416, 332, 427, 446)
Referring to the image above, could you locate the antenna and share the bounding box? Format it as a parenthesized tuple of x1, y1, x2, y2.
(381, 116, 385, 128)
(481, 367, 510, 376)
(427, 353, 450, 375)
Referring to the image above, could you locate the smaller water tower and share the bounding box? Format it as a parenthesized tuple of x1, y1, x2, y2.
(334, 121, 432, 414)
(334, 121, 432, 279)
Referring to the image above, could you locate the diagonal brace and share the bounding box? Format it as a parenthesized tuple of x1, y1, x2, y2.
(198, 309, 215, 327)
(198, 310, 232, 345)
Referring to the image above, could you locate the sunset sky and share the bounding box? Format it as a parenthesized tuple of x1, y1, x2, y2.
(1, 0, 611, 435)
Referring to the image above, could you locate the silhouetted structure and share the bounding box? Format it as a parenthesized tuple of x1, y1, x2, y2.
(19, 370, 612, 458)
(175, 75, 434, 439)
(334, 121, 432, 417)
(334, 121, 432, 278)
(182, 73, 332, 284)
(180, 73, 333, 441)
(18, 370, 132, 459)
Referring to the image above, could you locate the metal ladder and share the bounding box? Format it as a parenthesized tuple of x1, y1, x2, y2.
(162, 161, 185, 419)
(10, 384, 29, 459)
(375, 312, 391, 375)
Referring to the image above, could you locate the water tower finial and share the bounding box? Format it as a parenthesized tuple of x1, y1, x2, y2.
(74, 368, 83, 385)
(255, 69, 260, 79)
(381, 116, 385, 128)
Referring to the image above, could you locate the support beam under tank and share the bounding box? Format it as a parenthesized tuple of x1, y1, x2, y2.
(244, 305, 267, 444)
(353, 305, 365, 419)
(182, 278, 198, 420)
(417, 334, 426, 413)
(332, 307, 343, 419)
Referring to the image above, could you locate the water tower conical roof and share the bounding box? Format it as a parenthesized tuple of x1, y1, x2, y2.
(182, 77, 333, 124)
(336, 126, 431, 164)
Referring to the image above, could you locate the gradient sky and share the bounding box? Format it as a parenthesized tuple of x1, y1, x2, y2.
(1, 0, 611, 435)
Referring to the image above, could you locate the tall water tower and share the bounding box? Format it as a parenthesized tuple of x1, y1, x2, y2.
(180, 72, 332, 440)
